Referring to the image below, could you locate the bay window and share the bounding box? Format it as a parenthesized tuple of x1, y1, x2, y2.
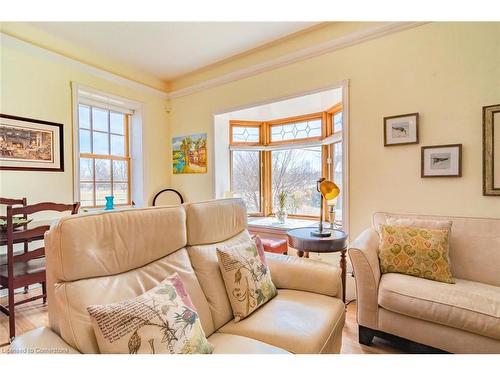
(229, 104, 344, 225)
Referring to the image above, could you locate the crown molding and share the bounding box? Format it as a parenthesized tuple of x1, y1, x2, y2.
(0, 32, 169, 99)
(169, 22, 429, 99)
(2, 22, 429, 101)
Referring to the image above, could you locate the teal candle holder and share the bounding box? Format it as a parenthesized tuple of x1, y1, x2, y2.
(104, 196, 115, 210)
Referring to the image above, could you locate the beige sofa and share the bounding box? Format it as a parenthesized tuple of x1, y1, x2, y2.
(10, 198, 345, 354)
(349, 212, 500, 354)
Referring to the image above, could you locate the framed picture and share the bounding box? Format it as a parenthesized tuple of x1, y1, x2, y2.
(0, 114, 64, 171)
(421, 144, 462, 178)
(384, 113, 419, 146)
(172, 133, 207, 174)
(483, 104, 500, 196)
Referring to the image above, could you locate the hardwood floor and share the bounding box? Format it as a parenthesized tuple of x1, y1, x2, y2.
(1, 290, 405, 354)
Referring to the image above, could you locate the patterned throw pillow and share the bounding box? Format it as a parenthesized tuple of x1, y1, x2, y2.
(217, 240, 277, 322)
(87, 274, 214, 354)
(378, 225, 454, 284)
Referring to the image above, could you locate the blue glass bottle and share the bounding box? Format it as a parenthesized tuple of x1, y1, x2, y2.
(104, 196, 114, 210)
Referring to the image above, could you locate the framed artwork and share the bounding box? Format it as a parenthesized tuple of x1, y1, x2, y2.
(421, 144, 462, 178)
(0, 114, 64, 171)
(384, 113, 419, 146)
(483, 104, 500, 196)
(172, 133, 207, 174)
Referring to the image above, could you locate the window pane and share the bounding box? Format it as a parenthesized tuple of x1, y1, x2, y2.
(231, 126, 259, 143)
(110, 112, 125, 134)
(111, 134, 125, 156)
(93, 131, 109, 155)
(333, 111, 343, 133)
(113, 183, 128, 204)
(79, 105, 90, 129)
(332, 142, 343, 225)
(270, 119, 322, 142)
(80, 158, 94, 181)
(95, 183, 112, 205)
(231, 150, 260, 213)
(79, 129, 91, 153)
(113, 160, 128, 181)
(92, 107, 108, 132)
(272, 147, 322, 216)
(95, 158, 111, 181)
(79, 182, 94, 207)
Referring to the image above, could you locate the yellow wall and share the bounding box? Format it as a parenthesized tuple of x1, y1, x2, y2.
(0, 40, 170, 207)
(0, 22, 169, 92)
(169, 22, 500, 238)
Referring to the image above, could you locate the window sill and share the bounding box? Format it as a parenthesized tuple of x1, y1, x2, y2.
(248, 216, 325, 231)
(80, 205, 135, 213)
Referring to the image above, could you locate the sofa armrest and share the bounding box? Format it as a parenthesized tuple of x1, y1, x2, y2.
(10, 327, 80, 354)
(348, 228, 381, 329)
(266, 253, 342, 298)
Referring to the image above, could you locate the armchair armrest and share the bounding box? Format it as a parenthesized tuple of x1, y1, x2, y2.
(266, 253, 342, 298)
(348, 228, 381, 329)
(10, 327, 80, 354)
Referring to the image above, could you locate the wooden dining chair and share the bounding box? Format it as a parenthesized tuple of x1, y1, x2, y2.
(0, 201, 80, 342)
(0, 197, 29, 293)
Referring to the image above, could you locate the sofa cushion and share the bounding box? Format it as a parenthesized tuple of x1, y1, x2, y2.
(216, 240, 277, 322)
(52, 248, 214, 354)
(185, 198, 247, 246)
(378, 224, 454, 283)
(218, 289, 345, 354)
(379, 273, 500, 340)
(46, 206, 187, 282)
(188, 230, 252, 330)
(87, 273, 213, 354)
(383, 215, 452, 233)
(208, 333, 289, 354)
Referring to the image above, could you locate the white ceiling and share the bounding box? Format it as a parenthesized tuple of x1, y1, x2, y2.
(31, 22, 318, 81)
(221, 87, 343, 121)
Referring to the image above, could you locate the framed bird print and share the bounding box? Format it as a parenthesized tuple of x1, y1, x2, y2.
(384, 113, 419, 146)
(421, 144, 462, 177)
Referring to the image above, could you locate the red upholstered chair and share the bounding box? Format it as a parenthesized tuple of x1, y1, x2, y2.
(260, 237, 288, 255)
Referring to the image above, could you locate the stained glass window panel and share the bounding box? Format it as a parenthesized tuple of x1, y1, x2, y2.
(231, 126, 260, 143)
(270, 119, 321, 142)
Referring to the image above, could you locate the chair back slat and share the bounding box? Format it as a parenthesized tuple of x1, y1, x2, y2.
(11, 202, 80, 216)
(13, 247, 45, 263)
(12, 225, 50, 242)
(0, 197, 26, 206)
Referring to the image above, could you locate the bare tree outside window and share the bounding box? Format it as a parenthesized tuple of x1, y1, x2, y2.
(231, 150, 260, 213)
(271, 147, 322, 216)
(332, 141, 343, 222)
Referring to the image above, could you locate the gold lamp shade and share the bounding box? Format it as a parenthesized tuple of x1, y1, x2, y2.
(311, 178, 340, 237)
(319, 180, 340, 201)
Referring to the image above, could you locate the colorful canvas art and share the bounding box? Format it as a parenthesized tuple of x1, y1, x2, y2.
(172, 133, 207, 174)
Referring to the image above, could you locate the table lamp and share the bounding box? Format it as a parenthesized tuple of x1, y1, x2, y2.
(311, 178, 340, 237)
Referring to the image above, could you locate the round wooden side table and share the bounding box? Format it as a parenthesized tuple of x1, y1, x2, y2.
(287, 227, 348, 303)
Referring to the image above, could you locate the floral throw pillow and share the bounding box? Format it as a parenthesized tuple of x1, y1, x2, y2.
(217, 240, 277, 322)
(378, 224, 454, 283)
(87, 274, 214, 354)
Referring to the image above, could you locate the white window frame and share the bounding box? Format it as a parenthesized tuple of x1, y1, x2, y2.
(71, 83, 145, 207)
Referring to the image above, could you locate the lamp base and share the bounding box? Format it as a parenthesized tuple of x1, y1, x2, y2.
(310, 229, 332, 237)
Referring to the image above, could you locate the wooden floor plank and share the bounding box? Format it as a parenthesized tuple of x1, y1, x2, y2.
(1, 292, 405, 354)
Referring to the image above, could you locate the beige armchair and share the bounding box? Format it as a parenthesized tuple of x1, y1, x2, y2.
(349, 212, 500, 354)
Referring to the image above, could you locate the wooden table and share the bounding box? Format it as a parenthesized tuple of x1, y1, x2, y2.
(287, 227, 348, 303)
